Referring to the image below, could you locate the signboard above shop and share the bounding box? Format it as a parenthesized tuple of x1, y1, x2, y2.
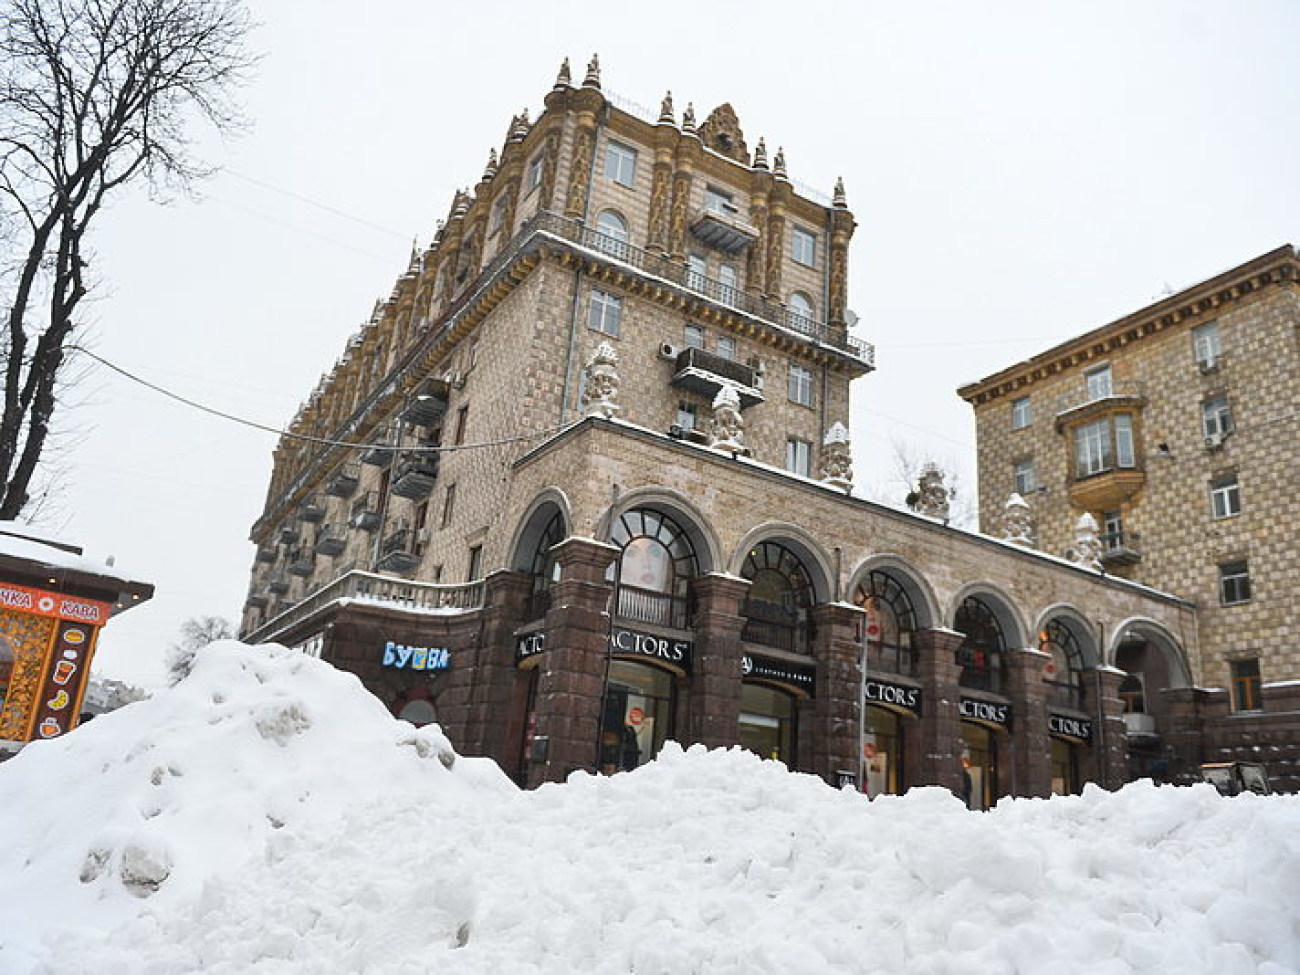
(864, 677, 922, 717)
(741, 654, 815, 696)
(514, 628, 694, 673)
(959, 697, 1013, 731)
(381, 641, 450, 672)
(1049, 713, 1093, 743)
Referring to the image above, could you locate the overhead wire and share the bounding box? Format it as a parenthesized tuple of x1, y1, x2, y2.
(67, 345, 581, 453)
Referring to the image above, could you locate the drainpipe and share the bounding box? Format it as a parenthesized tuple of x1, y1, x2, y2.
(1095, 617, 1109, 789)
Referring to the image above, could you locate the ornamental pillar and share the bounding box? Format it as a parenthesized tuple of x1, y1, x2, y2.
(808, 602, 867, 786)
(460, 569, 533, 772)
(685, 573, 751, 748)
(1006, 646, 1053, 798)
(911, 627, 965, 794)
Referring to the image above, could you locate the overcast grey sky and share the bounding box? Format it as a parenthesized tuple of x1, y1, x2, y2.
(55, 0, 1300, 688)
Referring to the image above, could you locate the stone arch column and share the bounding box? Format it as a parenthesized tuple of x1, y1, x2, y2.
(1006, 645, 1053, 798)
(911, 627, 965, 794)
(808, 602, 867, 786)
(685, 573, 751, 749)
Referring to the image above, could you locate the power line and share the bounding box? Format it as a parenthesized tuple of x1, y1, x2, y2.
(68, 345, 580, 453)
(224, 169, 411, 240)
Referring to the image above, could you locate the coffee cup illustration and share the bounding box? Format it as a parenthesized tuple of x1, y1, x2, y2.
(52, 659, 77, 684)
(38, 717, 61, 738)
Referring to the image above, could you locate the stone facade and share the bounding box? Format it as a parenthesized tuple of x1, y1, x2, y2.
(240, 59, 1203, 800)
(960, 245, 1300, 791)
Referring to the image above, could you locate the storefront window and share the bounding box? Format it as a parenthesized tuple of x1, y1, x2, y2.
(741, 542, 814, 654)
(954, 596, 1006, 693)
(739, 683, 795, 764)
(600, 660, 673, 773)
(1050, 737, 1081, 795)
(1040, 619, 1085, 710)
(961, 722, 997, 810)
(863, 706, 902, 798)
(854, 571, 917, 677)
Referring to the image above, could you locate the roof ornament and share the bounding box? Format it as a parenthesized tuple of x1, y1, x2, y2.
(773, 147, 788, 179)
(906, 462, 953, 524)
(482, 148, 498, 181)
(658, 91, 675, 125)
(752, 137, 769, 171)
(1002, 493, 1035, 547)
(1072, 513, 1104, 571)
(833, 176, 847, 209)
(819, 422, 853, 491)
(682, 102, 697, 135)
(583, 341, 620, 419)
(709, 384, 745, 454)
(509, 109, 530, 143)
(554, 58, 571, 90)
(582, 54, 601, 90)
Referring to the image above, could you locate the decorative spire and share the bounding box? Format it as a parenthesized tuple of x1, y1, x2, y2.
(582, 54, 601, 90)
(773, 147, 788, 179)
(833, 176, 847, 209)
(658, 91, 675, 125)
(482, 148, 498, 181)
(408, 237, 420, 271)
(554, 57, 571, 89)
(432, 218, 445, 244)
(819, 422, 853, 491)
(1002, 493, 1035, 548)
(452, 190, 469, 218)
(509, 109, 530, 143)
(682, 102, 697, 135)
(752, 137, 769, 171)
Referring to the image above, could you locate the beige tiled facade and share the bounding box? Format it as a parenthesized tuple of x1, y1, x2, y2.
(240, 59, 1211, 797)
(961, 246, 1300, 786)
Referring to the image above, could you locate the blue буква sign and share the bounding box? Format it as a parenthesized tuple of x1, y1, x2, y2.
(382, 641, 450, 671)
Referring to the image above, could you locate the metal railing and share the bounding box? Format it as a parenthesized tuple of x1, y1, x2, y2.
(1053, 379, 1147, 419)
(1100, 530, 1141, 553)
(615, 585, 689, 630)
(866, 640, 918, 679)
(1047, 680, 1085, 711)
(243, 569, 485, 645)
(674, 346, 756, 388)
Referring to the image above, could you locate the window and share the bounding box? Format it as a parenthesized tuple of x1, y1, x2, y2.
(526, 153, 544, 193)
(454, 406, 468, 446)
(788, 363, 813, 407)
(683, 324, 705, 349)
(604, 140, 637, 187)
(787, 292, 814, 328)
(595, 210, 629, 258)
(1231, 658, 1261, 712)
(791, 226, 816, 266)
(441, 483, 457, 528)
(588, 289, 622, 336)
(1013, 459, 1037, 496)
(490, 196, 509, 235)
(1073, 414, 1136, 477)
(1202, 396, 1232, 441)
(716, 335, 736, 360)
(1210, 474, 1241, 519)
(686, 253, 708, 291)
(1101, 509, 1123, 548)
(1084, 365, 1112, 401)
(785, 438, 812, 477)
(718, 263, 739, 305)
(676, 401, 697, 431)
(467, 544, 483, 582)
(1192, 321, 1221, 368)
(1011, 396, 1032, 430)
(705, 186, 734, 214)
(1219, 560, 1251, 605)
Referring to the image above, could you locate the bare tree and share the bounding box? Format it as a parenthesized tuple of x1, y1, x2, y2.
(165, 613, 233, 684)
(0, 0, 254, 518)
(867, 436, 977, 529)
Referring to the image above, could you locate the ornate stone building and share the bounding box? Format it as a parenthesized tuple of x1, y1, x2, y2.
(960, 246, 1300, 790)
(241, 59, 1200, 801)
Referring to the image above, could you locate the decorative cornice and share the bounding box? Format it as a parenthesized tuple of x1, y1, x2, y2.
(958, 245, 1299, 406)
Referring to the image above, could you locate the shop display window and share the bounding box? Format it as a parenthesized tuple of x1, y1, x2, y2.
(961, 722, 997, 811)
(739, 683, 795, 764)
(862, 705, 902, 798)
(599, 660, 673, 774)
(1050, 737, 1081, 795)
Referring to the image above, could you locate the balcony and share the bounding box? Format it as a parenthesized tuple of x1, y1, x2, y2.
(741, 599, 806, 654)
(314, 524, 347, 557)
(670, 347, 763, 409)
(299, 496, 326, 523)
(1068, 467, 1146, 513)
(390, 453, 440, 500)
(377, 527, 420, 575)
(615, 585, 689, 630)
(349, 492, 381, 532)
(325, 462, 361, 498)
(245, 590, 268, 609)
(1053, 380, 1147, 428)
(690, 205, 760, 254)
(278, 524, 299, 545)
(1100, 530, 1142, 568)
(255, 546, 276, 563)
(361, 426, 394, 467)
(266, 572, 290, 595)
(398, 378, 450, 428)
(287, 549, 314, 577)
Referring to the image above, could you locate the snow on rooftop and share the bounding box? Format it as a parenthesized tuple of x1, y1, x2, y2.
(0, 520, 146, 586)
(1, 642, 1298, 973)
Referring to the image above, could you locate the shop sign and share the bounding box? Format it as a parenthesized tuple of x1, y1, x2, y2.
(1049, 714, 1093, 743)
(741, 654, 815, 695)
(0, 582, 111, 627)
(959, 697, 1012, 730)
(30, 620, 96, 740)
(610, 626, 692, 672)
(516, 631, 546, 663)
(864, 678, 921, 717)
(382, 641, 450, 672)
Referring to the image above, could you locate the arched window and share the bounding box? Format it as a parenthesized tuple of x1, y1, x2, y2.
(741, 541, 814, 654)
(610, 509, 698, 629)
(1040, 620, 1086, 709)
(595, 210, 630, 259)
(854, 570, 918, 677)
(787, 291, 815, 328)
(954, 596, 1006, 693)
(523, 510, 565, 621)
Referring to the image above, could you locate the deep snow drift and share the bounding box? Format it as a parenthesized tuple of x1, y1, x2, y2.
(2, 644, 1298, 974)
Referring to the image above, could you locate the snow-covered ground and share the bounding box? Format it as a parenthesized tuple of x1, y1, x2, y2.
(2, 643, 1298, 974)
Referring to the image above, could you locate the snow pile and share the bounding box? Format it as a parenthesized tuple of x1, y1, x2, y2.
(2, 644, 1299, 974)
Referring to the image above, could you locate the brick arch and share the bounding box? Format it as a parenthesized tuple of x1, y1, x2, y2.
(1107, 617, 1193, 687)
(598, 486, 722, 576)
(1033, 604, 1101, 669)
(507, 489, 572, 573)
(947, 582, 1029, 652)
(846, 553, 941, 631)
(730, 522, 835, 605)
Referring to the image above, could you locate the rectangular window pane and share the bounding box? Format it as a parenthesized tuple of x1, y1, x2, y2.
(788, 364, 813, 406)
(1115, 414, 1135, 468)
(1192, 322, 1221, 367)
(1210, 474, 1241, 518)
(684, 324, 705, 349)
(526, 154, 544, 191)
(791, 227, 816, 266)
(1203, 397, 1232, 440)
(588, 289, 621, 336)
(716, 336, 736, 360)
(705, 187, 734, 213)
(676, 402, 697, 430)
(1085, 365, 1112, 401)
(1075, 419, 1111, 476)
(1231, 659, 1261, 711)
(1011, 397, 1032, 430)
(1014, 460, 1036, 495)
(786, 439, 811, 477)
(1220, 560, 1251, 605)
(604, 141, 637, 187)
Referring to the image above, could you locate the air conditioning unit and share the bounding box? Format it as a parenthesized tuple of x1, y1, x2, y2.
(659, 343, 681, 361)
(668, 424, 686, 440)
(1205, 432, 1225, 450)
